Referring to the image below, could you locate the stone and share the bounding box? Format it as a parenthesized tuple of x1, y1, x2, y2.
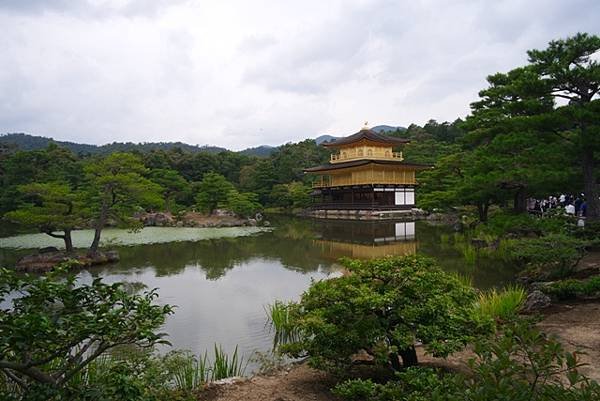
(247, 218, 258, 226)
(140, 212, 174, 227)
(523, 290, 551, 312)
(15, 250, 120, 272)
(39, 246, 60, 254)
(471, 238, 488, 249)
(572, 251, 600, 279)
(16, 252, 72, 272)
(214, 209, 235, 217)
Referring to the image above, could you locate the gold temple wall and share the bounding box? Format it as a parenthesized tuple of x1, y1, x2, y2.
(314, 239, 417, 260)
(315, 165, 416, 187)
(331, 144, 403, 163)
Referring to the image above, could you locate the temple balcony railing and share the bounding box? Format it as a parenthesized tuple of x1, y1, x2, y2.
(312, 179, 331, 188)
(330, 152, 403, 163)
(312, 177, 417, 188)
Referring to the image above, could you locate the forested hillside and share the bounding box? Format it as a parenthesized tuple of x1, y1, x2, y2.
(0, 133, 232, 156)
(3, 121, 462, 219)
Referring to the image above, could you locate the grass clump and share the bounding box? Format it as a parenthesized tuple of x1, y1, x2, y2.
(165, 351, 210, 391)
(474, 285, 526, 321)
(211, 345, 246, 380)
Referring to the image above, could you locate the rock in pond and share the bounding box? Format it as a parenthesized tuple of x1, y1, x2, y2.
(16, 250, 120, 273)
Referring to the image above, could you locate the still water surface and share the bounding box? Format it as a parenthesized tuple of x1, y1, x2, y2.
(0, 217, 515, 372)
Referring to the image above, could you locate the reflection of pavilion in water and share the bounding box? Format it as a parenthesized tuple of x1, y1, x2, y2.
(313, 219, 417, 260)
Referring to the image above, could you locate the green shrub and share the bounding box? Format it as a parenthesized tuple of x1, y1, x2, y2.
(478, 211, 569, 238)
(333, 319, 600, 401)
(543, 276, 600, 300)
(0, 267, 173, 398)
(502, 234, 587, 279)
(569, 220, 600, 241)
(279, 255, 490, 374)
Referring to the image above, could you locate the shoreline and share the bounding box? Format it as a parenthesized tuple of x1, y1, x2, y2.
(198, 299, 600, 401)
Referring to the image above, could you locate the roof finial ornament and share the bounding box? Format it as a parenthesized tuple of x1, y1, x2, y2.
(362, 121, 369, 130)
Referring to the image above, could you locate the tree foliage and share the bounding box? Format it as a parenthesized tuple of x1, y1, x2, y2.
(0, 266, 173, 397)
(4, 183, 88, 252)
(333, 319, 600, 401)
(226, 189, 262, 218)
(84, 153, 164, 253)
(280, 255, 486, 373)
(195, 172, 235, 214)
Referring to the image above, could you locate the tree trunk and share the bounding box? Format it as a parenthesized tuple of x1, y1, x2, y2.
(398, 345, 418, 368)
(477, 202, 489, 223)
(89, 200, 109, 255)
(64, 229, 74, 253)
(582, 146, 599, 220)
(513, 187, 527, 214)
(389, 352, 402, 371)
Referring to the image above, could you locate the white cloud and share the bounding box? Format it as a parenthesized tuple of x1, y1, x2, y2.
(0, 0, 598, 150)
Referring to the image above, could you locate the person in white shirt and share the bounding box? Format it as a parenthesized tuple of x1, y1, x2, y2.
(565, 203, 575, 215)
(559, 194, 566, 205)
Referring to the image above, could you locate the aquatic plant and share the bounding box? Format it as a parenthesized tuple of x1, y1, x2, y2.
(211, 345, 246, 380)
(461, 244, 477, 265)
(474, 285, 526, 321)
(168, 351, 209, 391)
(266, 301, 301, 348)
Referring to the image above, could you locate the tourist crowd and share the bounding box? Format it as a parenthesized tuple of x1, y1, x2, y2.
(527, 193, 589, 217)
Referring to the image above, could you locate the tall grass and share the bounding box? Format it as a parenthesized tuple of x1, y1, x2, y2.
(461, 244, 477, 265)
(211, 345, 246, 380)
(0, 371, 21, 396)
(453, 273, 473, 288)
(266, 301, 301, 348)
(169, 351, 209, 390)
(475, 285, 526, 321)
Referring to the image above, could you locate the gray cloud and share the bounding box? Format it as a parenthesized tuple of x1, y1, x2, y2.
(0, 0, 184, 18)
(0, 0, 599, 150)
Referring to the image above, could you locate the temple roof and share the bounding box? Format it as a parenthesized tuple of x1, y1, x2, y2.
(304, 159, 430, 173)
(322, 128, 410, 147)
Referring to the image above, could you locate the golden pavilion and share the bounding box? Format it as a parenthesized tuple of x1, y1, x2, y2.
(305, 124, 427, 211)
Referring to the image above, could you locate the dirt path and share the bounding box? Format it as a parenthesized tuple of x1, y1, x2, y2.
(537, 301, 600, 382)
(197, 364, 340, 401)
(198, 301, 600, 401)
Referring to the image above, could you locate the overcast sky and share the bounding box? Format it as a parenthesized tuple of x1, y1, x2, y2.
(0, 0, 598, 150)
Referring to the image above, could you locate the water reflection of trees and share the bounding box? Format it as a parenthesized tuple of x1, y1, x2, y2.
(0, 217, 519, 288)
(101, 230, 333, 280)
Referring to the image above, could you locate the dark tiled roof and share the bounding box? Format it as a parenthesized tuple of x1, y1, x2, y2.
(322, 128, 410, 147)
(304, 159, 431, 173)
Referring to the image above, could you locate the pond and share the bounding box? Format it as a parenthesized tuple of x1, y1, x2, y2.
(0, 216, 516, 373)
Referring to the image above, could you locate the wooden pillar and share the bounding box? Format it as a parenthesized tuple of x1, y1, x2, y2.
(371, 186, 375, 210)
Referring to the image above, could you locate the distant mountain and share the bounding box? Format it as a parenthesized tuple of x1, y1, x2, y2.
(371, 125, 407, 133)
(238, 145, 275, 157)
(1, 127, 409, 158)
(0, 133, 243, 156)
(314, 135, 340, 145)
(315, 125, 407, 145)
